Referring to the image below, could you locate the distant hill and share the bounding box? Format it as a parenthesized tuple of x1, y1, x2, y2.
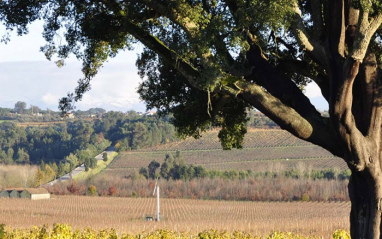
(104, 129, 347, 178)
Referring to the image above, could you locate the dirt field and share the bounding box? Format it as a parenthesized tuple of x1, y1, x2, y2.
(15, 121, 66, 128)
(0, 196, 349, 238)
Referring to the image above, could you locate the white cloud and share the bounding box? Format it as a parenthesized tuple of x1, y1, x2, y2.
(303, 82, 328, 111)
(76, 94, 145, 112)
(304, 82, 322, 98)
(42, 93, 60, 105)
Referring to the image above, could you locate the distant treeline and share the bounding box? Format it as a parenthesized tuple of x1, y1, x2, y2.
(0, 111, 177, 181)
(0, 102, 108, 122)
(1, 101, 279, 128)
(139, 151, 351, 182)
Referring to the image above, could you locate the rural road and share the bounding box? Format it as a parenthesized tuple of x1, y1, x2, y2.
(46, 147, 115, 186)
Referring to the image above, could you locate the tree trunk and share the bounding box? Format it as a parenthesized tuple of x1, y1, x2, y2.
(349, 155, 382, 239)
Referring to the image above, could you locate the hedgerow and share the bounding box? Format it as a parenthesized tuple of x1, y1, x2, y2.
(0, 224, 349, 239)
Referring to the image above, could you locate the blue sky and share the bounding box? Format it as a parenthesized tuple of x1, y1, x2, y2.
(0, 21, 328, 112)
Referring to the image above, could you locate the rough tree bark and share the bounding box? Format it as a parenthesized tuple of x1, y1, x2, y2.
(242, 2, 382, 238)
(338, 54, 382, 239)
(327, 2, 382, 237)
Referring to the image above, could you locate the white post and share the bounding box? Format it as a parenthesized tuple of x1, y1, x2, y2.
(156, 186, 160, 221)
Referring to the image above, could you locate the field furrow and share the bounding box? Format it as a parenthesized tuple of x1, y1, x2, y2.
(0, 196, 349, 238)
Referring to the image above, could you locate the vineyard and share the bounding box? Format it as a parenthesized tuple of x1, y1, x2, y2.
(0, 196, 349, 238)
(105, 129, 346, 177)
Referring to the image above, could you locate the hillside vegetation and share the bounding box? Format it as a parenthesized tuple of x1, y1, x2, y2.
(47, 129, 350, 202)
(106, 129, 346, 175)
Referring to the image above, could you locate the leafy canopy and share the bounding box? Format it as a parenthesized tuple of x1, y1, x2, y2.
(2, 0, 380, 150)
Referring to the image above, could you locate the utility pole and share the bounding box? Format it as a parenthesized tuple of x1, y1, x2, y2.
(153, 179, 160, 221)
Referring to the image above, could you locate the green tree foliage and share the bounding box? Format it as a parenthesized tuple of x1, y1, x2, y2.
(131, 122, 149, 149)
(90, 158, 98, 169)
(160, 154, 175, 180)
(148, 160, 160, 179)
(0, 111, 176, 181)
(15, 148, 29, 164)
(67, 121, 94, 149)
(0, 149, 7, 164)
(14, 101, 26, 114)
(34, 169, 44, 186)
(88, 185, 97, 196)
(65, 153, 79, 171)
(102, 152, 108, 162)
(84, 158, 91, 172)
(139, 167, 148, 179)
(29, 105, 41, 114)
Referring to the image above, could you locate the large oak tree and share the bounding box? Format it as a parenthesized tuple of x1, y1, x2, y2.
(2, 0, 382, 237)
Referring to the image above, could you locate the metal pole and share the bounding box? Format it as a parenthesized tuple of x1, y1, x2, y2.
(156, 186, 160, 221)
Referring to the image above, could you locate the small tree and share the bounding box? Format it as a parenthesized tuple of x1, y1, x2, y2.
(102, 152, 108, 162)
(15, 148, 29, 164)
(160, 153, 175, 180)
(108, 186, 117, 196)
(67, 181, 79, 194)
(14, 101, 26, 114)
(148, 160, 160, 179)
(88, 185, 97, 196)
(34, 169, 45, 187)
(90, 158, 98, 169)
(64, 153, 79, 171)
(139, 167, 148, 179)
(84, 158, 90, 172)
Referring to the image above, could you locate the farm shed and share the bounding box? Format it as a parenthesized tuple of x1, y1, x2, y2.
(20, 188, 50, 200)
(0, 189, 11, 198)
(0, 188, 50, 200)
(9, 189, 22, 198)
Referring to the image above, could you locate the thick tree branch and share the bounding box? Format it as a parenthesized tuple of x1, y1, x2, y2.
(334, 58, 371, 171)
(291, 1, 327, 66)
(234, 81, 313, 138)
(352, 53, 379, 135)
(214, 33, 235, 69)
(368, 74, 382, 146)
(351, 10, 382, 61)
(368, 97, 382, 143)
(233, 80, 339, 155)
(246, 40, 322, 120)
(309, 0, 324, 40)
(277, 59, 330, 102)
(327, 0, 346, 58)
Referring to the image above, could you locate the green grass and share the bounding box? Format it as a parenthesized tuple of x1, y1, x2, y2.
(73, 152, 118, 181)
(0, 120, 14, 123)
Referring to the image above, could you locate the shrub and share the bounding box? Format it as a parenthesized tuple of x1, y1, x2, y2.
(332, 229, 350, 239)
(88, 185, 97, 196)
(108, 185, 118, 196)
(1, 225, 350, 239)
(301, 193, 310, 202)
